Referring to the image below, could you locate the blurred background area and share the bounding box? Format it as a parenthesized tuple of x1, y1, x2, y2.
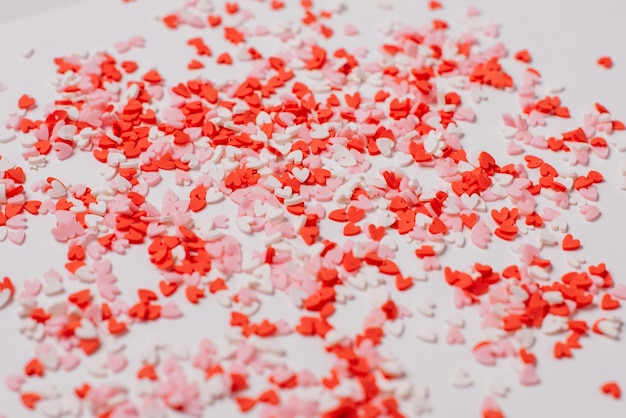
(0, 0, 83, 22)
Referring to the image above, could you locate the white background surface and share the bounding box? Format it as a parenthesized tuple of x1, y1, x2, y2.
(0, 1, 626, 417)
(0, 0, 81, 22)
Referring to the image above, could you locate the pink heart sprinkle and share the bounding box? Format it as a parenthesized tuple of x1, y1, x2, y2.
(38, 199, 56, 215)
(578, 186, 598, 201)
(6, 114, 22, 129)
(7, 230, 25, 245)
(53, 141, 73, 160)
(573, 148, 589, 165)
(79, 108, 102, 128)
(396, 305, 412, 319)
(146, 85, 163, 100)
(519, 365, 541, 386)
(582, 113, 597, 127)
(59, 354, 80, 371)
(582, 125, 596, 138)
(492, 340, 515, 357)
(516, 131, 532, 144)
(297, 370, 318, 386)
(270, 366, 295, 385)
(473, 344, 496, 366)
(552, 192, 569, 209)
(610, 284, 626, 300)
(254, 25, 270, 36)
(274, 320, 292, 335)
(453, 288, 473, 308)
(344, 24, 358, 36)
(4, 374, 25, 392)
(446, 326, 465, 345)
(542, 207, 560, 221)
(236, 288, 256, 306)
(591, 145, 609, 159)
(422, 256, 440, 271)
(161, 301, 183, 319)
(142, 172, 162, 187)
(455, 107, 475, 122)
(236, 344, 255, 364)
(114, 41, 131, 54)
(32, 124, 49, 141)
(128, 36, 145, 48)
(86, 242, 106, 260)
(6, 214, 27, 229)
(579, 205, 600, 222)
(481, 396, 500, 411)
(470, 221, 491, 249)
(506, 141, 524, 155)
(516, 198, 535, 215)
(83, 305, 101, 323)
(107, 353, 128, 373)
(147, 222, 167, 237)
(529, 135, 547, 149)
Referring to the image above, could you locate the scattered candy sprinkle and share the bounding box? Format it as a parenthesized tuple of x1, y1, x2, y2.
(597, 56, 613, 69)
(601, 381, 622, 399)
(0, 1, 625, 417)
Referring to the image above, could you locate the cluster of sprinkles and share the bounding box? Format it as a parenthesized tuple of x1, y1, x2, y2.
(0, 0, 625, 417)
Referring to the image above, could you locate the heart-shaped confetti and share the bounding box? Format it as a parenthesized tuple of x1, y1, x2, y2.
(0, 2, 625, 418)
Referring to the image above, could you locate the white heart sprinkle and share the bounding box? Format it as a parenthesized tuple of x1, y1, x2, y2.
(450, 368, 472, 388)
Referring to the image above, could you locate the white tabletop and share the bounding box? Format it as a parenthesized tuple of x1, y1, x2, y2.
(0, 1, 625, 417)
(0, 0, 82, 23)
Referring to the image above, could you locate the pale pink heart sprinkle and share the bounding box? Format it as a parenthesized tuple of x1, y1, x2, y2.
(453, 288, 473, 309)
(161, 302, 183, 319)
(455, 107, 475, 121)
(422, 256, 441, 271)
(446, 326, 465, 345)
(529, 135, 547, 149)
(580, 204, 600, 221)
(114, 42, 131, 54)
(363, 309, 387, 329)
(82, 305, 101, 323)
(473, 344, 496, 366)
(578, 186, 598, 201)
(128, 36, 145, 48)
(553, 192, 570, 209)
(542, 207, 561, 221)
(273, 320, 292, 335)
(236, 288, 257, 306)
(107, 353, 128, 373)
(22, 279, 42, 296)
(59, 354, 80, 371)
(591, 145, 609, 159)
(31, 124, 49, 141)
(582, 125, 596, 138)
(610, 284, 626, 300)
(54, 141, 73, 160)
(492, 340, 516, 357)
(6, 114, 22, 129)
(4, 374, 25, 392)
(519, 365, 541, 386)
(1, 2, 624, 417)
(140, 86, 162, 102)
(6, 214, 27, 229)
(573, 148, 590, 165)
(481, 396, 501, 412)
(470, 221, 491, 249)
(255, 25, 270, 36)
(344, 24, 358, 36)
(506, 140, 524, 155)
(7, 230, 25, 245)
